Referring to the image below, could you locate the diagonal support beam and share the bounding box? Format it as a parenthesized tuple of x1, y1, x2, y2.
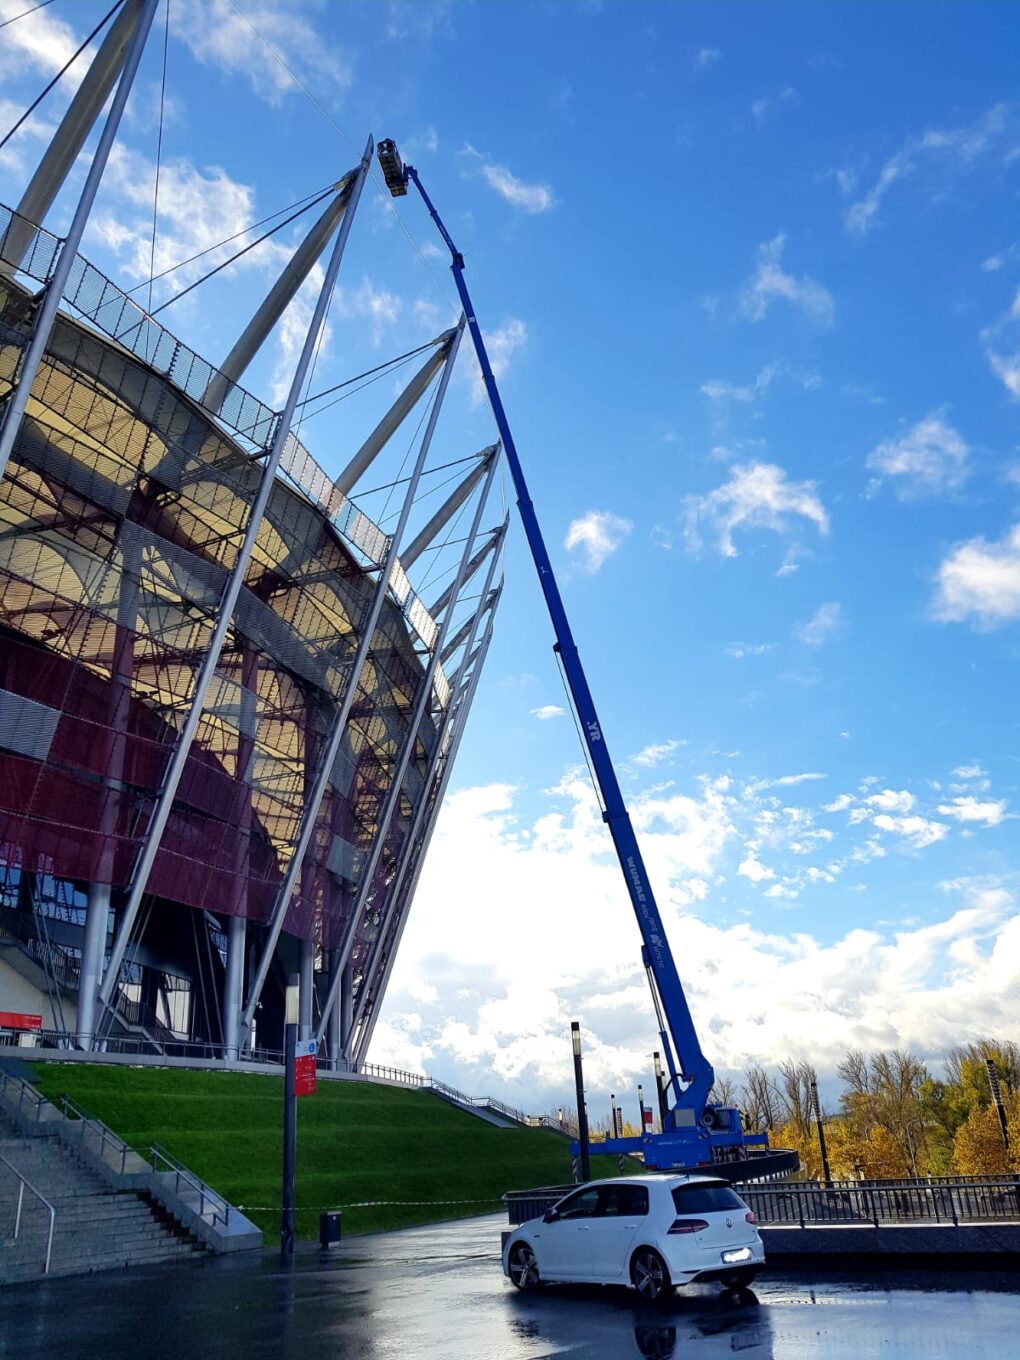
(333, 335, 454, 495)
(237, 317, 467, 1042)
(429, 524, 501, 620)
(400, 444, 497, 569)
(94, 137, 376, 1037)
(204, 177, 355, 411)
(3, 0, 148, 272)
(315, 446, 500, 1045)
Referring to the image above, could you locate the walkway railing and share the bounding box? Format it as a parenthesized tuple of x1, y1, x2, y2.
(149, 1142, 231, 1229)
(744, 1179, 1020, 1228)
(57, 1094, 134, 1177)
(0, 1152, 55, 1274)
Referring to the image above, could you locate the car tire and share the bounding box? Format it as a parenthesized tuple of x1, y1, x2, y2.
(507, 1240, 541, 1291)
(721, 1267, 758, 1290)
(630, 1247, 672, 1302)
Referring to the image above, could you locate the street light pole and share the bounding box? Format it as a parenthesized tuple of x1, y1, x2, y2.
(810, 1076, 832, 1186)
(281, 974, 299, 1265)
(986, 1058, 1011, 1153)
(653, 1052, 669, 1130)
(571, 1022, 591, 1183)
(638, 1084, 647, 1136)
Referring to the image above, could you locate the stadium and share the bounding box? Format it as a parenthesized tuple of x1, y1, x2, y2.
(0, 1, 503, 1069)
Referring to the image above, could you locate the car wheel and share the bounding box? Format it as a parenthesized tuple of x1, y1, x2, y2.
(721, 1267, 758, 1290)
(507, 1241, 541, 1291)
(630, 1247, 671, 1302)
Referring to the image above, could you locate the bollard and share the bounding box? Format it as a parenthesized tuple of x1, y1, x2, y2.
(320, 1210, 342, 1250)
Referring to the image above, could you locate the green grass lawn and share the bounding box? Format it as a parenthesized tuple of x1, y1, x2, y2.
(31, 1063, 637, 1240)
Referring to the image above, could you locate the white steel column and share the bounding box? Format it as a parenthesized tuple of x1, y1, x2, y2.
(0, 0, 159, 486)
(352, 611, 499, 1067)
(222, 913, 246, 1059)
(315, 450, 499, 1046)
(237, 319, 467, 1044)
(299, 937, 315, 1041)
(94, 138, 375, 1038)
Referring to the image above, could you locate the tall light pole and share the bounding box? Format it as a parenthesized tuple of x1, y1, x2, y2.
(281, 974, 299, 1265)
(987, 1058, 1011, 1154)
(810, 1076, 832, 1186)
(653, 1052, 669, 1130)
(638, 1084, 647, 1136)
(571, 1022, 591, 1183)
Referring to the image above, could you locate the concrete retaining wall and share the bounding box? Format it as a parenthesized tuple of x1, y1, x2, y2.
(761, 1222, 1020, 1257)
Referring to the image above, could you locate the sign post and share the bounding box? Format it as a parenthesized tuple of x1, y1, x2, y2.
(295, 1039, 317, 1097)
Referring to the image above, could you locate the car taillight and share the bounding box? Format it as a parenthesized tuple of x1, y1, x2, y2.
(745, 1211, 757, 1225)
(667, 1218, 709, 1235)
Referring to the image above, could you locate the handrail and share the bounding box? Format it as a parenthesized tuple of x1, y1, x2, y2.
(148, 1141, 230, 1228)
(57, 1094, 132, 1176)
(0, 1151, 56, 1273)
(0, 1068, 48, 1122)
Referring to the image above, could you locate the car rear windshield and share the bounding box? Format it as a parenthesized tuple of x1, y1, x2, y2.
(671, 1183, 745, 1214)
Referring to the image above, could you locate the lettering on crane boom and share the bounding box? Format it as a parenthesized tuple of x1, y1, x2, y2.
(587, 720, 602, 742)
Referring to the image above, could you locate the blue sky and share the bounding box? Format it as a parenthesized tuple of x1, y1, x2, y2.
(2, 0, 1019, 1111)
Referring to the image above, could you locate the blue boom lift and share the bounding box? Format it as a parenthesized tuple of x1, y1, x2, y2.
(378, 140, 795, 1180)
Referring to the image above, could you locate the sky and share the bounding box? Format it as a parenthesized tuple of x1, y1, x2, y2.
(1, 0, 1019, 1118)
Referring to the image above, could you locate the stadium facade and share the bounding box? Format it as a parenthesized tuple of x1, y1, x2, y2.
(0, 0, 503, 1066)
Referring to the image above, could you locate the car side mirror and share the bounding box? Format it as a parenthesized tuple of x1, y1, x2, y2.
(542, 1209, 559, 1224)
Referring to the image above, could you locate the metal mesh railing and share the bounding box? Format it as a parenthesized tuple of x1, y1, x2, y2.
(744, 1179, 1020, 1228)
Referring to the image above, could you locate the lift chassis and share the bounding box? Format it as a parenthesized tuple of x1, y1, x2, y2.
(379, 139, 771, 1174)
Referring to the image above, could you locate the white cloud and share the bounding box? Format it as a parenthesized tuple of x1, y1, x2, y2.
(824, 794, 855, 813)
(700, 360, 820, 405)
(685, 461, 830, 558)
(738, 854, 775, 883)
(530, 705, 565, 721)
(172, 0, 352, 107)
(982, 285, 1020, 400)
(937, 797, 1009, 827)
(695, 47, 721, 69)
(867, 413, 971, 499)
(952, 764, 987, 781)
(751, 86, 798, 126)
(739, 234, 834, 327)
(564, 510, 633, 573)
(631, 739, 685, 769)
(796, 601, 842, 647)
(0, 0, 81, 82)
(478, 160, 555, 213)
(725, 642, 776, 659)
(872, 813, 949, 849)
(867, 789, 916, 813)
(845, 103, 1010, 235)
(933, 524, 1020, 627)
(336, 276, 402, 346)
(373, 777, 1020, 1106)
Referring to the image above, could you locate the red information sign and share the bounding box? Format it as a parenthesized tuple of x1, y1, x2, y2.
(294, 1039, 317, 1097)
(642, 1108, 654, 1129)
(0, 1012, 42, 1031)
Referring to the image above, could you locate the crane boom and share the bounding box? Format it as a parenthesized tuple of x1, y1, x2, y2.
(383, 141, 781, 1172)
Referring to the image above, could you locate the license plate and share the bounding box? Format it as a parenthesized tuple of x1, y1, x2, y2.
(721, 1247, 752, 1264)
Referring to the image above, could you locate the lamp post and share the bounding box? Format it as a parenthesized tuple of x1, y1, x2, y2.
(638, 1084, 647, 1136)
(281, 974, 299, 1265)
(809, 1076, 832, 1186)
(571, 1022, 591, 1183)
(986, 1058, 1010, 1153)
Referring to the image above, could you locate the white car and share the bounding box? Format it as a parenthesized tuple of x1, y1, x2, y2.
(502, 1174, 764, 1301)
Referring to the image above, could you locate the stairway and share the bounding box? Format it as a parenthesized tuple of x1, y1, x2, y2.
(0, 1111, 204, 1285)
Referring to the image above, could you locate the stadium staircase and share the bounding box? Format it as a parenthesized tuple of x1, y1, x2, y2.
(0, 1104, 203, 1284)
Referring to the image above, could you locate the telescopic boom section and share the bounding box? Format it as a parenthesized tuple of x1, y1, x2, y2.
(393, 152, 715, 1118)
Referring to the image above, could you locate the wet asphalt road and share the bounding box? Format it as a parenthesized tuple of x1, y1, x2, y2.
(0, 1214, 1017, 1358)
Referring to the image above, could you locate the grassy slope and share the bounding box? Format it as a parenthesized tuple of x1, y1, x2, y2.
(31, 1064, 635, 1239)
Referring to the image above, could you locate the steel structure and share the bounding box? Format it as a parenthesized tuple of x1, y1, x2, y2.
(0, 14, 502, 1062)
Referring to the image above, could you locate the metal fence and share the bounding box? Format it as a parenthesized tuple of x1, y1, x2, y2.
(744, 1179, 1020, 1228)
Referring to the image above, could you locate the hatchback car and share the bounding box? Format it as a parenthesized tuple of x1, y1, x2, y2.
(502, 1174, 764, 1300)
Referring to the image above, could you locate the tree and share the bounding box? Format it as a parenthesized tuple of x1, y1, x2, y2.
(741, 1063, 785, 1132)
(951, 1095, 1017, 1176)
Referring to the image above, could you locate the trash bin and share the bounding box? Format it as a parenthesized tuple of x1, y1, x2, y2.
(320, 1210, 342, 1250)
